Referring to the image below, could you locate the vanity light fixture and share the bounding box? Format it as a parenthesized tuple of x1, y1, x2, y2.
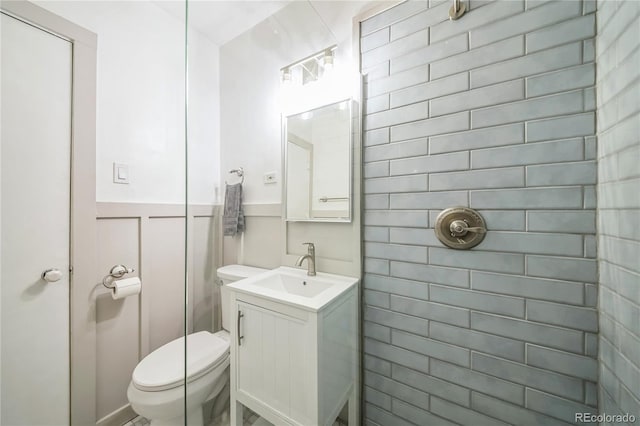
(280, 44, 337, 86)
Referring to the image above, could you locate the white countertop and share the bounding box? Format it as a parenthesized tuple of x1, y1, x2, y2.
(226, 266, 359, 312)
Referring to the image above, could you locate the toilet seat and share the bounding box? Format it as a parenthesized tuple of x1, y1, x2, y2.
(132, 331, 229, 392)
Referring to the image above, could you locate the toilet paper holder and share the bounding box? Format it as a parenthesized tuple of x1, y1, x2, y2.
(102, 264, 135, 289)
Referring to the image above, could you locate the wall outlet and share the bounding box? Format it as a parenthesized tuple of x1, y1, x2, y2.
(263, 172, 277, 184)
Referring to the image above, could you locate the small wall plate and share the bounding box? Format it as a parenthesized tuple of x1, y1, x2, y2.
(434, 207, 487, 250)
(113, 162, 129, 184)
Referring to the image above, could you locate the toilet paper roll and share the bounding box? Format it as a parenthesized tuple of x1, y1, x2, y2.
(111, 277, 141, 300)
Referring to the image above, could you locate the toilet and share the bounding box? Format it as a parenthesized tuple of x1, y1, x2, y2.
(127, 264, 267, 426)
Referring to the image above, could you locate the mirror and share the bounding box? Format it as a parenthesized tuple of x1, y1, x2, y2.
(284, 100, 352, 222)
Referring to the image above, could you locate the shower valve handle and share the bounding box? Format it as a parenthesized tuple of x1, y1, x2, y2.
(449, 220, 486, 237)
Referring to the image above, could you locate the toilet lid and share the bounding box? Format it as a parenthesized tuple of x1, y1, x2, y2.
(217, 264, 268, 281)
(132, 331, 229, 391)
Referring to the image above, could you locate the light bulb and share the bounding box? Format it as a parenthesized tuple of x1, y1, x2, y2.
(282, 68, 292, 84)
(323, 49, 334, 70)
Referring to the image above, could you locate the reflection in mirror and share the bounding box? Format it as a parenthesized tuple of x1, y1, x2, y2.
(285, 100, 351, 222)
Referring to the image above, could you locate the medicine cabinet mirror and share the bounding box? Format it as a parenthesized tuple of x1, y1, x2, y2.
(284, 99, 352, 222)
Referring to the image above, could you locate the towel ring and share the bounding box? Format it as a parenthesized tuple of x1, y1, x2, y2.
(226, 167, 244, 185)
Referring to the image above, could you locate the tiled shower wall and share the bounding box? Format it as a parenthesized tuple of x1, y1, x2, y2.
(596, 1, 640, 421)
(361, 1, 599, 424)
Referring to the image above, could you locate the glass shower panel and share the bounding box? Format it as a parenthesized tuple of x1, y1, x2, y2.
(184, 0, 226, 423)
(88, 1, 189, 423)
(1, 0, 188, 424)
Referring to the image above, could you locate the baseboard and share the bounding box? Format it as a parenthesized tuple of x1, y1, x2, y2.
(96, 403, 137, 426)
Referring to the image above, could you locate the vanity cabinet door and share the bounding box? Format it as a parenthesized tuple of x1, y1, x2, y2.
(236, 301, 315, 424)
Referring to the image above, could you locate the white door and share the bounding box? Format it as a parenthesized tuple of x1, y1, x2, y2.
(286, 141, 312, 219)
(1, 12, 72, 425)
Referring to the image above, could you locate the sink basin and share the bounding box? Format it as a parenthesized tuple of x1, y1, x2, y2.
(226, 266, 358, 311)
(257, 273, 335, 298)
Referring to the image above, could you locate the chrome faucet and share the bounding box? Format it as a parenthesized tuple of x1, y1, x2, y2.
(295, 242, 316, 276)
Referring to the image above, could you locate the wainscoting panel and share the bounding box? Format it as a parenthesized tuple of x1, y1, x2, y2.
(146, 216, 186, 352)
(240, 216, 283, 269)
(193, 215, 222, 333)
(287, 221, 356, 263)
(223, 204, 283, 270)
(96, 218, 140, 422)
(95, 203, 221, 426)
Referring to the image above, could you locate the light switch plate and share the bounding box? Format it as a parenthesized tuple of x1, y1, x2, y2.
(113, 162, 129, 184)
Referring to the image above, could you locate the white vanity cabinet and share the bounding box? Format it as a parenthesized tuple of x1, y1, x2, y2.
(229, 280, 357, 426)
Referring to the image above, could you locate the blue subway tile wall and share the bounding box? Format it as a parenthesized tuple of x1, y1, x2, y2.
(596, 1, 640, 423)
(361, 1, 600, 424)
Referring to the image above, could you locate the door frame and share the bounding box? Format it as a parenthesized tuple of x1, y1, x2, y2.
(0, 2, 97, 424)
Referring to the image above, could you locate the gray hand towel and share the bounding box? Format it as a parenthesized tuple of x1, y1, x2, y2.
(223, 183, 244, 236)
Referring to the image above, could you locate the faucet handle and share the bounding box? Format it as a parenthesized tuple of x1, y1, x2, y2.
(302, 242, 315, 254)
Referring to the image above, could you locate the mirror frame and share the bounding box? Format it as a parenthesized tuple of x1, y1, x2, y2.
(282, 98, 354, 223)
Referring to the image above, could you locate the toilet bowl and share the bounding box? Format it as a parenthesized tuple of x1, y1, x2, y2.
(127, 330, 230, 426)
(127, 265, 267, 426)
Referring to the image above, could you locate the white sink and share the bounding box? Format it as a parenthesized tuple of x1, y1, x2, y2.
(226, 266, 358, 311)
(257, 273, 333, 298)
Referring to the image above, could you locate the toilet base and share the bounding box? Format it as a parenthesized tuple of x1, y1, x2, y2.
(211, 380, 230, 419)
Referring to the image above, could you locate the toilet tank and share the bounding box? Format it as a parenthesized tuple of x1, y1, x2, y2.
(217, 264, 267, 331)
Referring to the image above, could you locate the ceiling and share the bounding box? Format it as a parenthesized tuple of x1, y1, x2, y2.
(152, 1, 293, 46)
(152, 1, 381, 47)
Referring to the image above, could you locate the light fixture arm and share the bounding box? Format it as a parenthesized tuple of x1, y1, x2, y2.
(449, 0, 466, 20)
(280, 45, 337, 74)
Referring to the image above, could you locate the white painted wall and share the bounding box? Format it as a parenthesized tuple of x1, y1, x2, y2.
(35, 0, 369, 208)
(220, 1, 373, 205)
(218, 1, 372, 277)
(35, 0, 220, 204)
(187, 27, 222, 203)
